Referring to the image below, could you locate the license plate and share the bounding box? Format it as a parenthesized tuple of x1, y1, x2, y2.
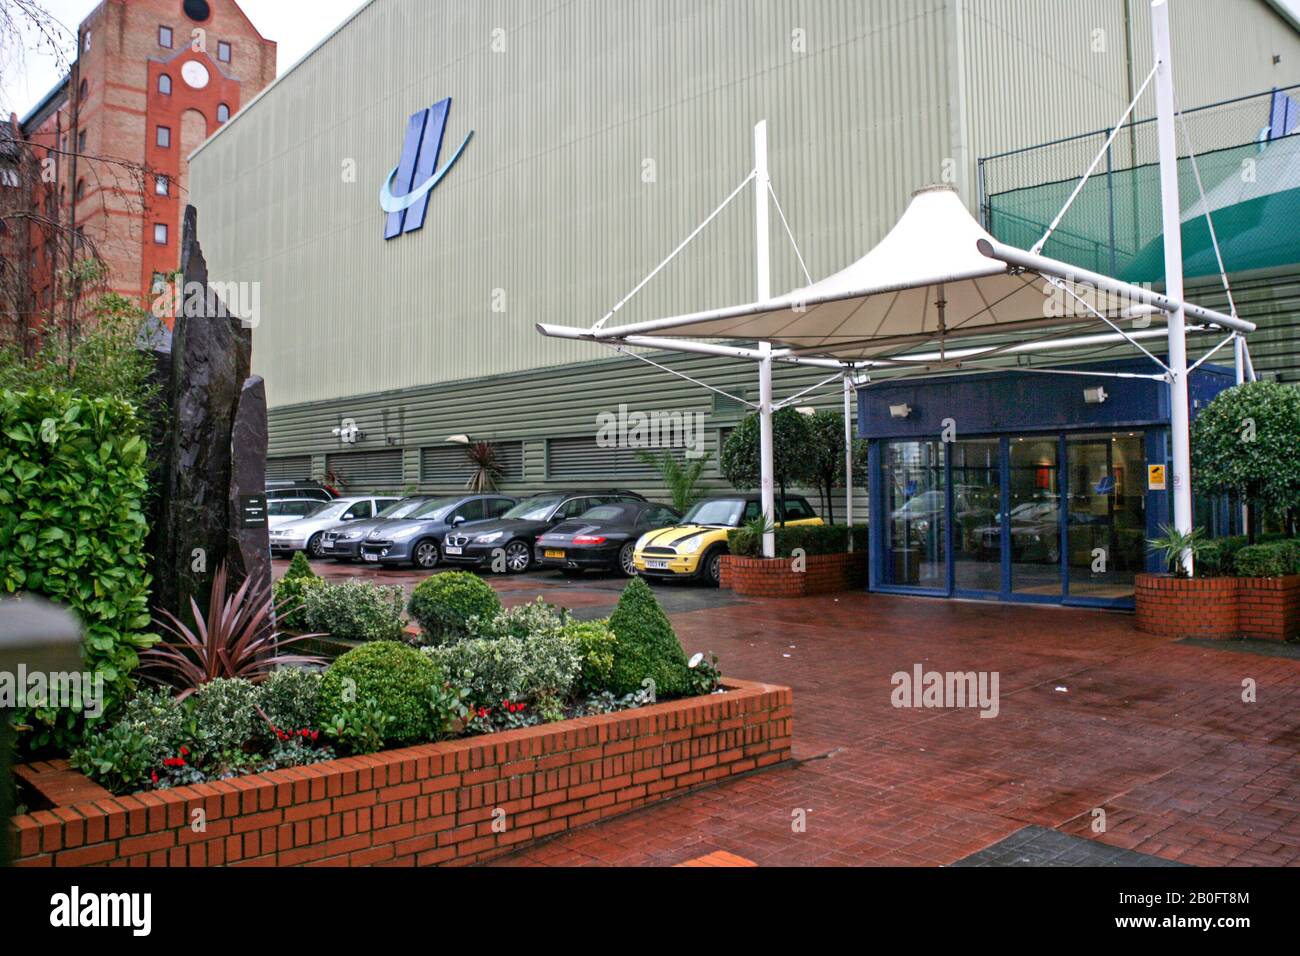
(645, 558, 669, 570)
(544, 549, 566, 559)
(363, 553, 378, 562)
(444, 546, 462, 556)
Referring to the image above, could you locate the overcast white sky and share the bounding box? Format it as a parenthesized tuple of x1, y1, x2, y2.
(2, 0, 369, 119)
(3, 0, 1300, 119)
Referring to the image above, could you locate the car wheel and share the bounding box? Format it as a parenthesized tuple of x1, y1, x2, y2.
(618, 542, 637, 577)
(504, 540, 532, 573)
(412, 539, 440, 570)
(307, 533, 325, 559)
(1045, 537, 1061, 563)
(701, 547, 724, 587)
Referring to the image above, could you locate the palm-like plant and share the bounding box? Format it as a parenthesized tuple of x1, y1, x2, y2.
(465, 440, 504, 493)
(140, 563, 325, 695)
(636, 450, 710, 514)
(1147, 524, 1208, 578)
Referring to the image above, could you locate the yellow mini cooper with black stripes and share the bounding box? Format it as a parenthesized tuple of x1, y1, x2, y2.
(633, 493, 823, 586)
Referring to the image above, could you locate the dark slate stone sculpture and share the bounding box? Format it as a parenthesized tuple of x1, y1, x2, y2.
(153, 206, 256, 618)
(227, 375, 271, 597)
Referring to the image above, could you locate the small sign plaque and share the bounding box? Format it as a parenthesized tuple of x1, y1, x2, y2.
(240, 494, 268, 529)
(1147, 464, 1167, 491)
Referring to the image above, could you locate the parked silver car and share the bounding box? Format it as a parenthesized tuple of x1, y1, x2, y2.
(320, 496, 438, 561)
(268, 498, 326, 529)
(269, 495, 400, 558)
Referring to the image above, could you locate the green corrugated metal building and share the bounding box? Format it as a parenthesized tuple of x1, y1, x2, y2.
(187, 0, 1300, 501)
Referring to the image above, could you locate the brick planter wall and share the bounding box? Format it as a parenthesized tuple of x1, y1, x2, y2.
(1134, 573, 1299, 641)
(720, 551, 866, 597)
(7, 678, 792, 868)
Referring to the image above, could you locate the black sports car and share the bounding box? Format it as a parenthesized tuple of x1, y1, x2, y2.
(535, 501, 681, 576)
(441, 490, 646, 573)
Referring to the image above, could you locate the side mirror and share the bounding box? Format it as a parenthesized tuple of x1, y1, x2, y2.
(451, 515, 465, 527)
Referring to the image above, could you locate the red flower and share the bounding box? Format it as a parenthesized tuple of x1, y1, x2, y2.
(179, 745, 189, 756)
(151, 771, 159, 784)
(310, 730, 320, 742)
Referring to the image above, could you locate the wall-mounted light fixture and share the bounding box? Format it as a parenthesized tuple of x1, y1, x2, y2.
(445, 434, 471, 445)
(889, 403, 912, 420)
(332, 419, 363, 444)
(795, 406, 817, 416)
(1083, 386, 1108, 405)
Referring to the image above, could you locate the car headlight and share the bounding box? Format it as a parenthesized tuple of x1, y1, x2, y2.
(389, 526, 421, 542)
(634, 533, 652, 551)
(680, 535, 705, 554)
(474, 531, 504, 544)
(341, 531, 362, 540)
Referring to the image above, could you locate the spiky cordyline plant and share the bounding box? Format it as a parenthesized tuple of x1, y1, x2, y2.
(465, 440, 504, 493)
(140, 563, 324, 696)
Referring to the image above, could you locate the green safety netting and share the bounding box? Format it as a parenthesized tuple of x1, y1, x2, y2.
(987, 134, 1300, 286)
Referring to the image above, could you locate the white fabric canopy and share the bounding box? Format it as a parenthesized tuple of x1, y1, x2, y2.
(549, 185, 1249, 365)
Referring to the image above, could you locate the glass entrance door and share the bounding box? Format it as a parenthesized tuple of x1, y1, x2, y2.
(882, 440, 946, 590)
(952, 439, 1002, 593)
(1066, 433, 1146, 600)
(1008, 436, 1063, 598)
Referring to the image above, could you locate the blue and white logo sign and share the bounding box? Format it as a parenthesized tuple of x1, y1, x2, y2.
(379, 97, 473, 240)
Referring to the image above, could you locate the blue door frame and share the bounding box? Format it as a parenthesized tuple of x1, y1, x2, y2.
(868, 429, 1169, 610)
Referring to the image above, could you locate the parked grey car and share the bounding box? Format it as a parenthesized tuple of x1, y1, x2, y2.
(270, 495, 400, 558)
(320, 496, 437, 561)
(359, 494, 517, 569)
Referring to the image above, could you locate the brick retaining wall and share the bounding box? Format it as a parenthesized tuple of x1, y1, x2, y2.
(8, 678, 792, 868)
(1134, 573, 1299, 641)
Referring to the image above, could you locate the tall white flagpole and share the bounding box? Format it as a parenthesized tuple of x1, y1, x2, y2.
(755, 120, 775, 558)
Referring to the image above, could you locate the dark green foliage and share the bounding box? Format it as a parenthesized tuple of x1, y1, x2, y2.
(0, 388, 155, 752)
(272, 553, 320, 630)
(728, 522, 868, 557)
(719, 408, 813, 521)
(1192, 381, 1300, 540)
(301, 579, 405, 642)
(1197, 536, 1250, 576)
(803, 410, 868, 524)
(564, 620, 618, 694)
(606, 577, 690, 697)
(1233, 540, 1300, 578)
(407, 571, 502, 645)
(255, 668, 323, 740)
(69, 720, 157, 796)
(317, 641, 444, 747)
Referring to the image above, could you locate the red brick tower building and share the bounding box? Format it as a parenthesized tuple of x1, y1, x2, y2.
(12, 0, 276, 338)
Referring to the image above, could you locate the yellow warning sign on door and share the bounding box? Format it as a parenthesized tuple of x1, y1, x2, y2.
(1147, 464, 1167, 491)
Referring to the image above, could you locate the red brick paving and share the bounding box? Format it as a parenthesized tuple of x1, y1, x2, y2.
(278, 559, 1300, 867)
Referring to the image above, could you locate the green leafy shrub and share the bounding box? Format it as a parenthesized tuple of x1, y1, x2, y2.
(188, 678, 258, 763)
(323, 700, 393, 756)
(302, 579, 406, 643)
(728, 522, 862, 557)
(273, 553, 321, 630)
(423, 631, 581, 705)
(606, 577, 690, 697)
(255, 668, 322, 740)
(563, 620, 618, 694)
(317, 641, 443, 746)
(476, 596, 566, 640)
(1198, 536, 1248, 576)
(70, 720, 157, 795)
(1234, 540, 1300, 578)
(407, 571, 502, 645)
(1, 388, 155, 752)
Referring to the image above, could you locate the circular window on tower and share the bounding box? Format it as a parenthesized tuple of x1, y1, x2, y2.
(183, 0, 211, 22)
(181, 60, 210, 89)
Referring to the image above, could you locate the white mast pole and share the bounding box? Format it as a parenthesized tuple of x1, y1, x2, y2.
(844, 374, 854, 548)
(755, 120, 775, 558)
(1152, 0, 1194, 574)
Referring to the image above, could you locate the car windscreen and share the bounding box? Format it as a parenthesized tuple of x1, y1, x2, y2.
(408, 497, 463, 520)
(502, 495, 565, 521)
(378, 498, 426, 519)
(682, 499, 745, 527)
(310, 502, 354, 521)
(269, 500, 317, 516)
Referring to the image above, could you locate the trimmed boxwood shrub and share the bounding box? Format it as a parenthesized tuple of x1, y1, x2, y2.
(0, 387, 154, 751)
(606, 577, 690, 697)
(1233, 540, 1300, 578)
(317, 641, 443, 746)
(563, 620, 618, 694)
(272, 552, 321, 630)
(407, 571, 502, 645)
(302, 579, 405, 642)
(728, 522, 868, 557)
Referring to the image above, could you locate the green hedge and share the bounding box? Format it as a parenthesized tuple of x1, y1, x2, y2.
(0, 388, 154, 750)
(1233, 540, 1300, 578)
(727, 523, 869, 558)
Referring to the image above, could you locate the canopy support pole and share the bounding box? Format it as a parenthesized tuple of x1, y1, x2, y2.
(1153, 0, 1193, 575)
(755, 120, 776, 558)
(844, 374, 854, 549)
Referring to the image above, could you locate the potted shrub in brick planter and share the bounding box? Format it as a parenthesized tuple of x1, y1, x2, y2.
(1136, 530, 1300, 641)
(720, 523, 868, 597)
